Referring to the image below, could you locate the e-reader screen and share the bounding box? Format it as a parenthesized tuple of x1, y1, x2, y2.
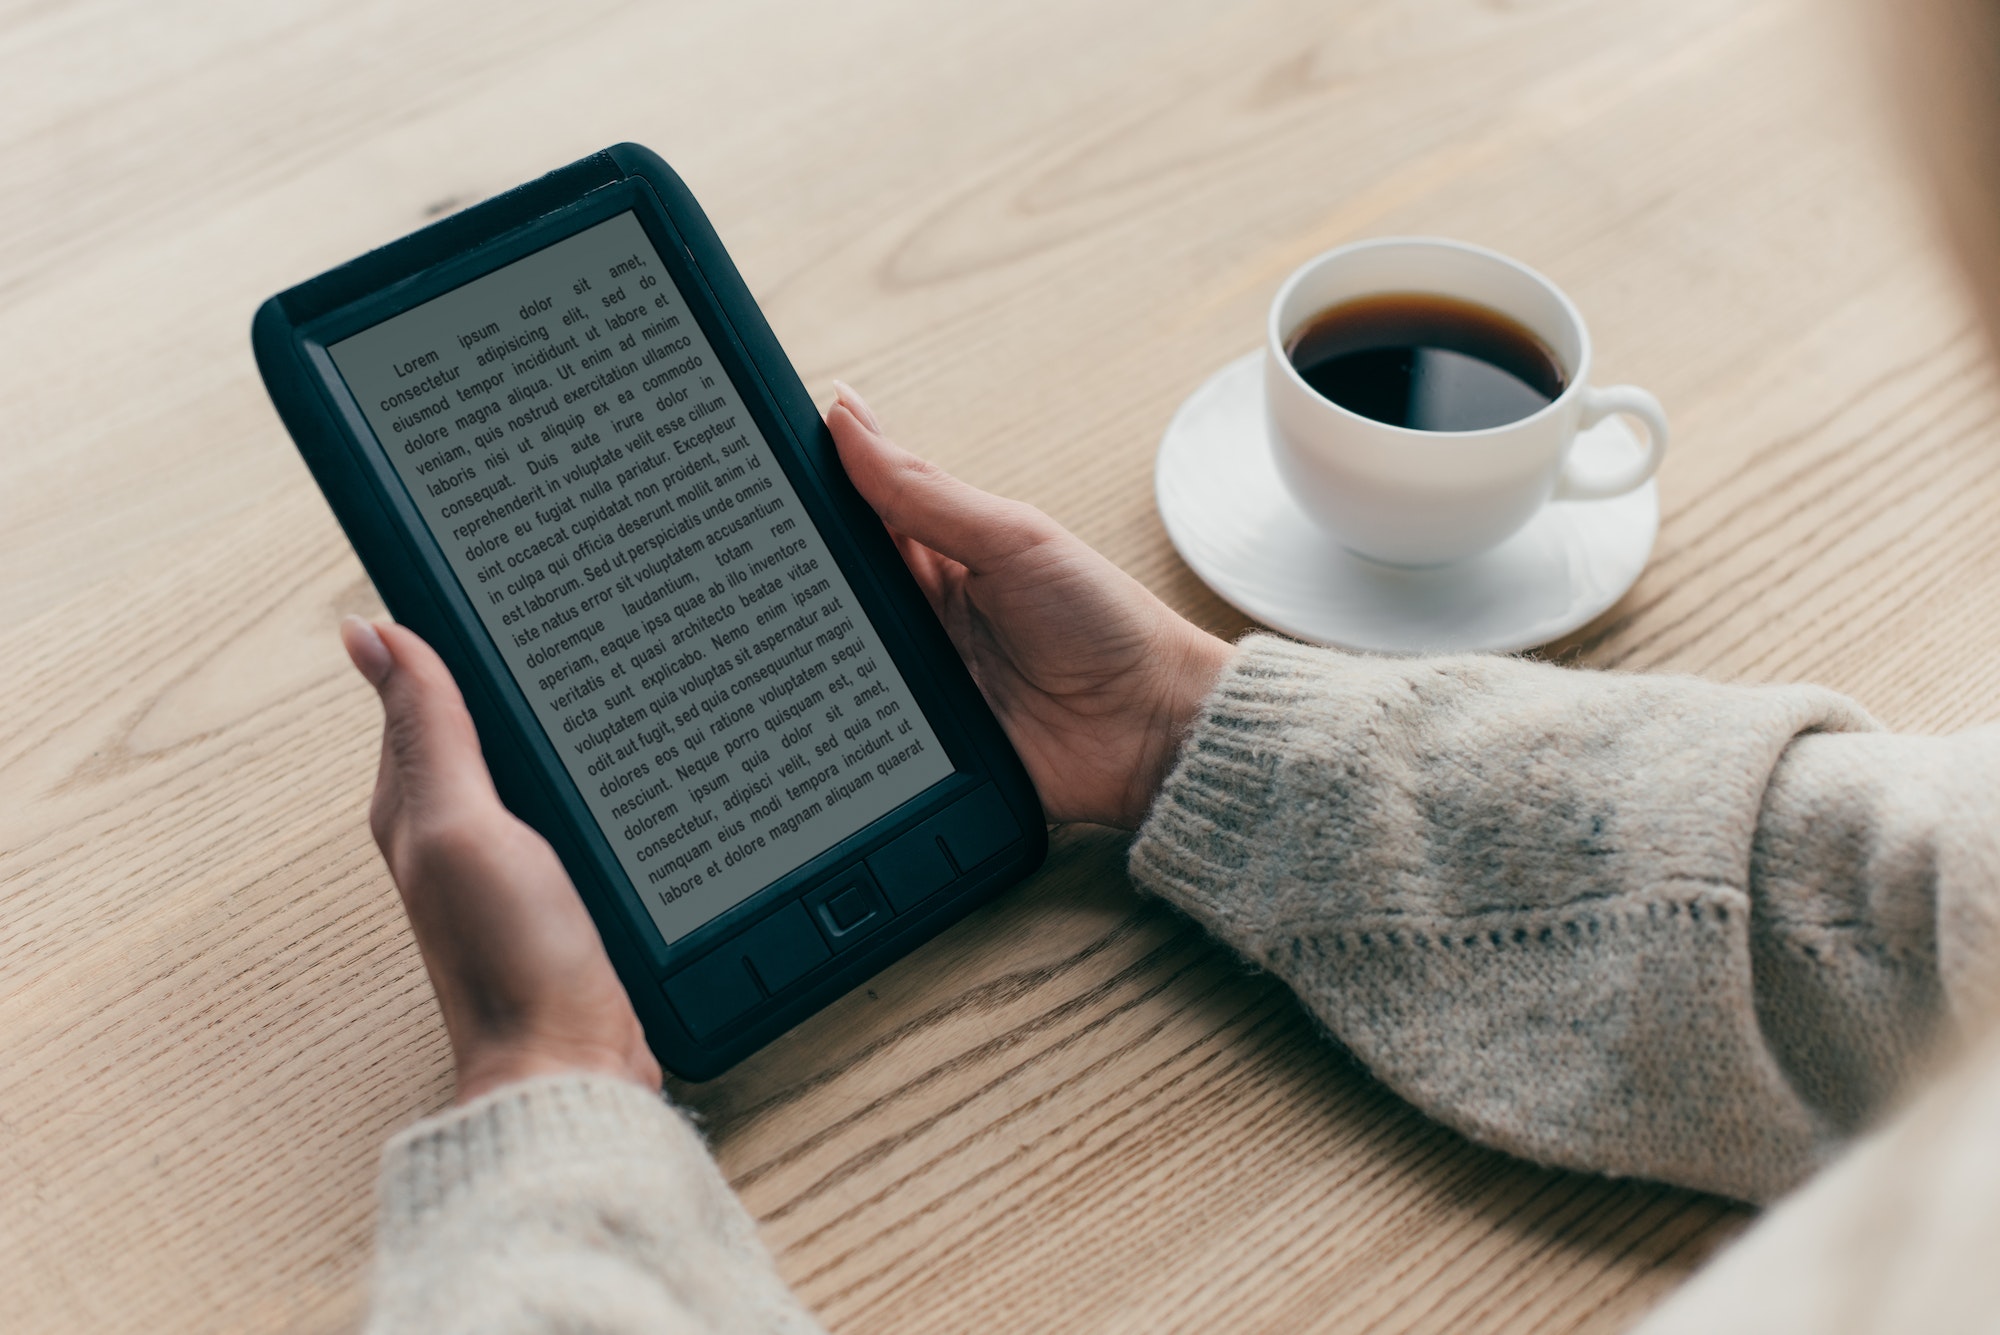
(326, 211, 954, 945)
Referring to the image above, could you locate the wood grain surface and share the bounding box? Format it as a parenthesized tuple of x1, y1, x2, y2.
(5, 1, 1997, 1331)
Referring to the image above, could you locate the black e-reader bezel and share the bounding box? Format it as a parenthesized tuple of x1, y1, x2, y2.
(253, 144, 1046, 1080)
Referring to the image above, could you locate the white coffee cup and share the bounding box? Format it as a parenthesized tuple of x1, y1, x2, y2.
(1264, 237, 1667, 567)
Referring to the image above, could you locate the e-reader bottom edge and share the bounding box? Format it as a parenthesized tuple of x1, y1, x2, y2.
(650, 783, 1045, 1078)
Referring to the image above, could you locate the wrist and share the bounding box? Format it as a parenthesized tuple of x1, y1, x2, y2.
(453, 1037, 661, 1105)
(1119, 628, 1233, 829)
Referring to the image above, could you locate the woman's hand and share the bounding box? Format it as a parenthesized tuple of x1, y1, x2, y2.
(340, 617, 661, 1104)
(828, 383, 1231, 830)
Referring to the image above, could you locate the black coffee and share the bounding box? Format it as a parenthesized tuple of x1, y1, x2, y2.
(1285, 292, 1566, 432)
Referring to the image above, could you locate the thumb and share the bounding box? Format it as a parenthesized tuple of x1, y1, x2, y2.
(827, 384, 1056, 572)
(341, 617, 497, 821)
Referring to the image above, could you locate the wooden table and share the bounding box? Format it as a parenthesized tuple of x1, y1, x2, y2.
(8, 1, 1998, 1330)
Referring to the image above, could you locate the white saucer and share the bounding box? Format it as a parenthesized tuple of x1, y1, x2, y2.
(1155, 351, 1658, 654)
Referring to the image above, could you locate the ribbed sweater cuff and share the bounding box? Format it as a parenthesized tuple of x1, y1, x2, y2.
(1129, 633, 1343, 944)
(377, 1073, 695, 1233)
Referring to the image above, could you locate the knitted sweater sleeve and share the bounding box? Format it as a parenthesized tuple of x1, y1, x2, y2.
(364, 1074, 826, 1335)
(1128, 635, 2000, 1203)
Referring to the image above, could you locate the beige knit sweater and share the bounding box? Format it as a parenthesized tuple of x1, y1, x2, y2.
(365, 637, 2000, 1334)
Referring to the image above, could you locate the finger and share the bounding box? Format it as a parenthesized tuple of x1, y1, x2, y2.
(884, 529, 949, 606)
(341, 614, 393, 684)
(816, 394, 959, 607)
(343, 617, 407, 819)
(830, 379, 883, 432)
(826, 393, 1056, 572)
(350, 620, 500, 824)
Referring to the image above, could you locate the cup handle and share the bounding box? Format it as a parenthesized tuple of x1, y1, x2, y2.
(1553, 385, 1669, 501)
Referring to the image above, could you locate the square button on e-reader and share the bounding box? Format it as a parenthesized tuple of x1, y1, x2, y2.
(807, 876, 890, 949)
(826, 886, 872, 931)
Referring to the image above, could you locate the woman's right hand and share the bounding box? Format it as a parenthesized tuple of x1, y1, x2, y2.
(826, 383, 1232, 831)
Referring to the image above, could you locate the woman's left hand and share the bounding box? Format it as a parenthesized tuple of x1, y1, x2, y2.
(340, 616, 661, 1104)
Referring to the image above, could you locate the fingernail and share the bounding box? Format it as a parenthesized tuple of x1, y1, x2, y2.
(831, 379, 883, 432)
(340, 615, 393, 687)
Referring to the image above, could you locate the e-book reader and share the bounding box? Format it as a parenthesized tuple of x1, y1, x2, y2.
(254, 145, 1045, 1078)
